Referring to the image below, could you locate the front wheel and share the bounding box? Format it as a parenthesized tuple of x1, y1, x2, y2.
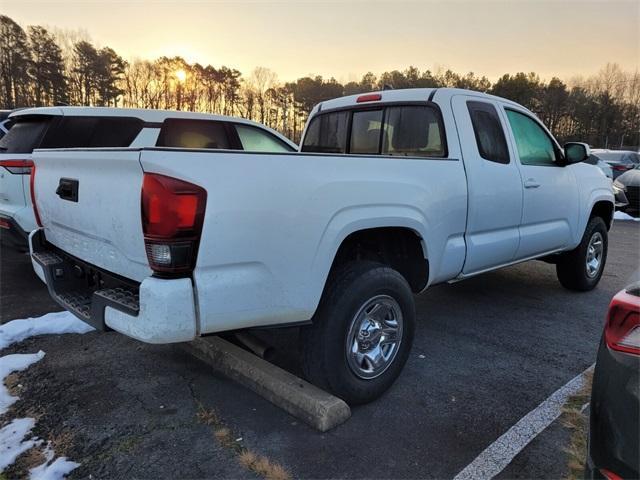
(556, 216, 608, 291)
(300, 261, 416, 405)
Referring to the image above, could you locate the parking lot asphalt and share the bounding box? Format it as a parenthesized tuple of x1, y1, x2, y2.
(1, 221, 639, 479)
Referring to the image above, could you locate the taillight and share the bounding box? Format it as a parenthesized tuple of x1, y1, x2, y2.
(356, 93, 382, 103)
(605, 289, 640, 355)
(141, 173, 206, 276)
(600, 469, 623, 480)
(0, 159, 33, 174)
(29, 164, 43, 227)
(611, 164, 630, 171)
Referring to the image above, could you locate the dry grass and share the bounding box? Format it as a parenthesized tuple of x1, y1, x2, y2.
(562, 370, 594, 480)
(7, 432, 75, 478)
(7, 446, 46, 479)
(17, 447, 46, 470)
(196, 407, 220, 426)
(238, 449, 258, 468)
(4, 373, 22, 396)
(197, 405, 291, 480)
(239, 449, 290, 480)
(214, 427, 233, 447)
(250, 454, 291, 480)
(49, 430, 75, 457)
(22, 406, 44, 421)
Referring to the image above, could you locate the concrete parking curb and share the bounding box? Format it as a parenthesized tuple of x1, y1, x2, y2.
(182, 336, 351, 432)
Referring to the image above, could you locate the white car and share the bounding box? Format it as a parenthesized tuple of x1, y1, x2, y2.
(29, 88, 613, 404)
(0, 107, 295, 249)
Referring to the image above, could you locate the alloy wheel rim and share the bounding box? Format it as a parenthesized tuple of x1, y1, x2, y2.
(346, 295, 403, 380)
(586, 232, 604, 278)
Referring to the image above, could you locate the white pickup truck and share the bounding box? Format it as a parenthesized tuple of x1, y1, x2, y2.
(30, 88, 613, 404)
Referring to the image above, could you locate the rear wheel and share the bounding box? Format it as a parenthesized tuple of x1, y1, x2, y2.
(556, 216, 608, 291)
(300, 261, 415, 405)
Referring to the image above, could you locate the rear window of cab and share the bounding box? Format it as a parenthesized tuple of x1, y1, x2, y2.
(301, 105, 446, 157)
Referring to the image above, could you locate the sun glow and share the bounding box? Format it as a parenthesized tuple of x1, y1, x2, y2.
(175, 69, 187, 83)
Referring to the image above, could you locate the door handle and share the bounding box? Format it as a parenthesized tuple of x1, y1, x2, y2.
(56, 178, 79, 202)
(524, 179, 540, 189)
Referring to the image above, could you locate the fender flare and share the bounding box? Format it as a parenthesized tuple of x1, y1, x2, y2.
(307, 204, 430, 309)
(576, 189, 614, 243)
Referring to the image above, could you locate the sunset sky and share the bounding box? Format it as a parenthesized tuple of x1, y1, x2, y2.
(4, 0, 639, 82)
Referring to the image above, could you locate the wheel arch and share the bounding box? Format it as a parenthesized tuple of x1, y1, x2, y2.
(572, 190, 614, 247)
(335, 226, 429, 291)
(589, 200, 614, 230)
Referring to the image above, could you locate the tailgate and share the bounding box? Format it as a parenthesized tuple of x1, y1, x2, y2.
(33, 149, 151, 282)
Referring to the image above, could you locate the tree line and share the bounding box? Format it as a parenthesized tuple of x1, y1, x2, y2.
(1, 14, 638, 147)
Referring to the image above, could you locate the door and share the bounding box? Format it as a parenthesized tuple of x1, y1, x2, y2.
(451, 95, 524, 274)
(502, 107, 580, 258)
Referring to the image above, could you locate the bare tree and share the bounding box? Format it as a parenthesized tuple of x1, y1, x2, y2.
(1, 14, 638, 148)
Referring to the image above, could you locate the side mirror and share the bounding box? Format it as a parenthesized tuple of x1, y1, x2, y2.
(564, 142, 591, 165)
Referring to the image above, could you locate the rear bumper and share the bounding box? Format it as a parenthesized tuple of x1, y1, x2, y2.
(0, 215, 29, 250)
(29, 229, 197, 344)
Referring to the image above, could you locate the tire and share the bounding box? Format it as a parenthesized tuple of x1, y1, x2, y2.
(300, 261, 415, 405)
(556, 216, 608, 291)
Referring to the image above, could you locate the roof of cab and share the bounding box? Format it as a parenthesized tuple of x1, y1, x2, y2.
(313, 87, 527, 115)
(10, 106, 254, 124)
(9, 106, 296, 148)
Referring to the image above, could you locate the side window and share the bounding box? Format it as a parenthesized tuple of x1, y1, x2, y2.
(235, 124, 293, 152)
(156, 119, 231, 149)
(0, 117, 52, 153)
(506, 109, 559, 166)
(43, 117, 143, 148)
(381, 106, 445, 157)
(350, 109, 383, 154)
(301, 111, 349, 153)
(90, 118, 143, 147)
(467, 101, 509, 164)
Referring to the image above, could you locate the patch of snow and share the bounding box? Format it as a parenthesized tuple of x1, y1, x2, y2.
(0, 311, 94, 350)
(29, 444, 79, 480)
(0, 418, 39, 471)
(0, 351, 45, 415)
(614, 211, 640, 221)
(0, 311, 94, 478)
